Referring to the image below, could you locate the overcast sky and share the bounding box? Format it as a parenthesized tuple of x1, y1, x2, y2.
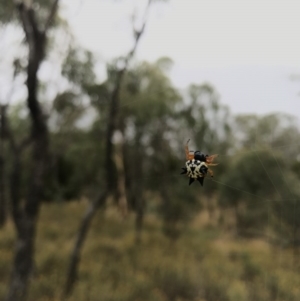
(63, 0, 300, 118)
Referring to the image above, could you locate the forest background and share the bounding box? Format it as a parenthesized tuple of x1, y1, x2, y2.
(1, 1, 300, 301)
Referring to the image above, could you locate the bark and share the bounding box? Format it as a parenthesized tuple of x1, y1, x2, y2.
(104, 0, 151, 190)
(64, 1, 152, 295)
(133, 131, 145, 244)
(5, 2, 59, 301)
(0, 105, 7, 227)
(105, 68, 125, 191)
(114, 136, 128, 218)
(64, 191, 108, 296)
(5, 110, 33, 301)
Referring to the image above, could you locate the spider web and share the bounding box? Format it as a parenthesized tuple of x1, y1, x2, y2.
(130, 111, 300, 298)
(55, 3, 300, 299)
(1, 3, 300, 299)
(209, 124, 299, 298)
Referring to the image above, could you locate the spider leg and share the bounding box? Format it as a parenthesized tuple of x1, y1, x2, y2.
(185, 139, 194, 160)
(208, 168, 214, 177)
(206, 154, 218, 164)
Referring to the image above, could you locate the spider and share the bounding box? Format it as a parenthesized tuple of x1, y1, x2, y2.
(180, 139, 218, 186)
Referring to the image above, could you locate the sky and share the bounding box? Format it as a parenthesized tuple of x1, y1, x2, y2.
(60, 0, 300, 120)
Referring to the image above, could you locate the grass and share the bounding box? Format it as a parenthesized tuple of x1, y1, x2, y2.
(0, 200, 300, 301)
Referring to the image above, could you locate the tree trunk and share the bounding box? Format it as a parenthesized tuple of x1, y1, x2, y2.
(0, 105, 7, 227)
(134, 131, 145, 244)
(5, 222, 36, 301)
(6, 55, 49, 301)
(64, 191, 107, 296)
(6, 2, 58, 300)
(114, 135, 128, 218)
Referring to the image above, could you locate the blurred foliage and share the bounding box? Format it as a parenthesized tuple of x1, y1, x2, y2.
(219, 149, 300, 237)
(1, 1, 300, 299)
(62, 47, 96, 90)
(0, 0, 61, 26)
(234, 113, 300, 159)
(0, 0, 15, 24)
(3, 56, 300, 241)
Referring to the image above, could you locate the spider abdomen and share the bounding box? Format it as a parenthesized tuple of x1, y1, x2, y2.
(185, 159, 207, 178)
(180, 159, 208, 186)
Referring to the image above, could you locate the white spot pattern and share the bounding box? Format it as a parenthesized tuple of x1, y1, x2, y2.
(185, 159, 208, 179)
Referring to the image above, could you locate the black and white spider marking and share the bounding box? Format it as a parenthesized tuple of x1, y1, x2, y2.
(181, 159, 208, 186)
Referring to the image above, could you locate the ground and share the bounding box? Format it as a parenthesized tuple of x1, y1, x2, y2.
(0, 200, 299, 301)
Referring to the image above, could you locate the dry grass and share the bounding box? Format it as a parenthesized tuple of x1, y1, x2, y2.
(0, 200, 299, 301)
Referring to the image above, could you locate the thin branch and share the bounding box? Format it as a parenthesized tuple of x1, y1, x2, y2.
(64, 190, 108, 296)
(65, 1, 153, 296)
(44, 0, 60, 32)
(105, 0, 152, 188)
(16, 2, 33, 45)
(126, 0, 152, 66)
(15, 1, 44, 62)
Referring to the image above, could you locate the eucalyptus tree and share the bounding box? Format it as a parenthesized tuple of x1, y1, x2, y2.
(119, 59, 182, 241)
(0, 105, 8, 227)
(233, 113, 300, 159)
(64, 0, 155, 295)
(0, 1, 60, 300)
